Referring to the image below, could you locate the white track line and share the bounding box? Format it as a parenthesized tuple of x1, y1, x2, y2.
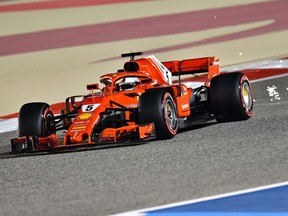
(113, 181, 288, 216)
(0, 118, 17, 133)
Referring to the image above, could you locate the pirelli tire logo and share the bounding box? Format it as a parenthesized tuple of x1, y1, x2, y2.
(78, 112, 93, 120)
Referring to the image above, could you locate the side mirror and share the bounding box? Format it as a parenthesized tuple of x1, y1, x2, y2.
(87, 83, 100, 90)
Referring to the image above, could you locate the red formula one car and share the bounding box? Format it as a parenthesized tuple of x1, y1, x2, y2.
(11, 52, 253, 154)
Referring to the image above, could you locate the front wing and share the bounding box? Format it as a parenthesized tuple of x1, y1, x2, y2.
(10, 123, 154, 154)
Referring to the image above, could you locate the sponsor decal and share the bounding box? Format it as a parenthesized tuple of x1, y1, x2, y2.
(74, 121, 85, 124)
(78, 112, 93, 120)
(182, 104, 189, 109)
(72, 126, 87, 130)
(74, 120, 90, 124)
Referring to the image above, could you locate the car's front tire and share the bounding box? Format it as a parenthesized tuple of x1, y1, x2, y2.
(138, 89, 178, 139)
(18, 102, 55, 137)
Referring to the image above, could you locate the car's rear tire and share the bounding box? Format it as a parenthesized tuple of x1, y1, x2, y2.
(210, 72, 253, 122)
(138, 89, 178, 139)
(18, 102, 55, 137)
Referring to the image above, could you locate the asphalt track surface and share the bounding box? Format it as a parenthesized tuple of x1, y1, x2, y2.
(0, 75, 287, 216)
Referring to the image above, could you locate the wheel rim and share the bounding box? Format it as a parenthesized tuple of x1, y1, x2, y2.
(43, 109, 56, 136)
(164, 96, 178, 133)
(241, 81, 253, 113)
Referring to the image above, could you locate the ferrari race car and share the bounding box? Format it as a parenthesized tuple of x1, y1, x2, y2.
(11, 52, 253, 154)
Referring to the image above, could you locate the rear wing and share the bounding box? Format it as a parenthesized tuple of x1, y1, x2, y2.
(162, 56, 220, 80)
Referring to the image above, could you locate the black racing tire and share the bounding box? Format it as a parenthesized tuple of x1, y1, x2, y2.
(18, 102, 56, 137)
(210, 72, 253, 122)
(138, 89, 178, 140)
